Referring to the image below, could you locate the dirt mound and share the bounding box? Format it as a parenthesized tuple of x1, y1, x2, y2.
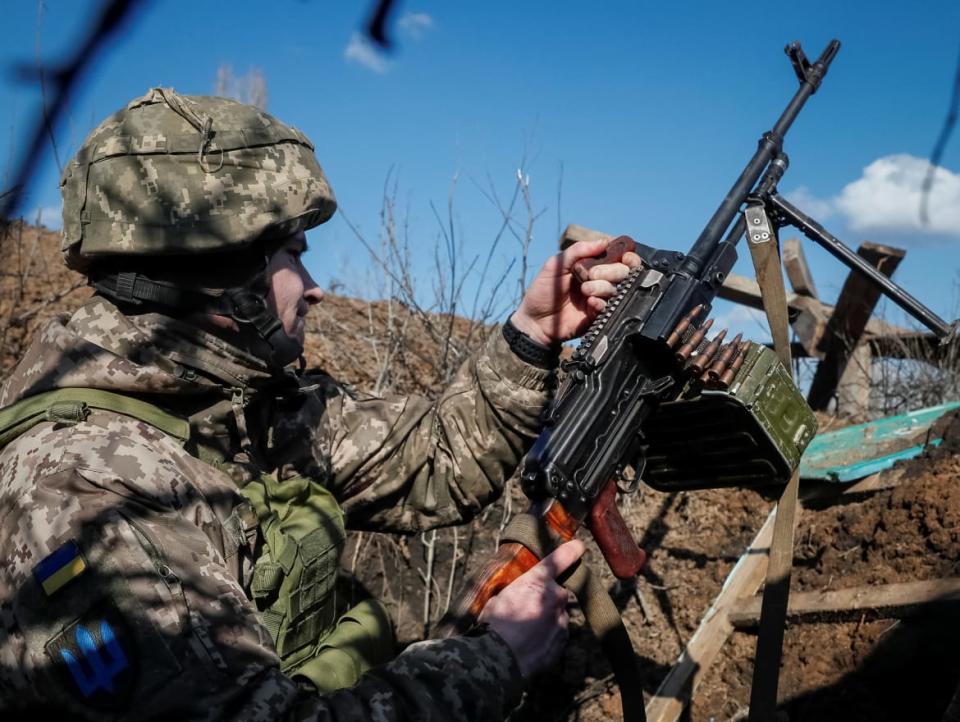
(682, 415, 960, 722)
(304, 292, 485, 397)
(0, 221, 91, 378)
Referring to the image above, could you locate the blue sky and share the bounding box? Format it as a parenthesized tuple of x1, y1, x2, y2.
(3, 1, 960, 337)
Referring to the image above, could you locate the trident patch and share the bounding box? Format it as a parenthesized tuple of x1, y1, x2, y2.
(45, 602, 137, 711)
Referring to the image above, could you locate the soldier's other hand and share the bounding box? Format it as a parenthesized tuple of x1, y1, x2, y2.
(510, 237, 642, 345)
(477, 539, 585, 679)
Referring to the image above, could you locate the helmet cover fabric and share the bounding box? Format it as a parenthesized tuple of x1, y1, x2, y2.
(61, 88, 336, 272)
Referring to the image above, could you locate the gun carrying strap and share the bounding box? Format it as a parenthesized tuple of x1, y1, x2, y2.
(746, 206, 801, 722)
(501, 513, 646, 722)
(0, 387, 190, 450)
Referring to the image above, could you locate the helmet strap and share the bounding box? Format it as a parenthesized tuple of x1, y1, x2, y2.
(224, 289, 304, 368)
(91, 271, 303, 369)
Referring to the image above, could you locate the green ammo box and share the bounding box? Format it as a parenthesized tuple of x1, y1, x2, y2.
(641, 343, 818, 492)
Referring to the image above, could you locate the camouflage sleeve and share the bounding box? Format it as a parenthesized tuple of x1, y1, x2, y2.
(297, 631, 524, 721)
(0, 414, 524, 721)
(323, 329, 556, 532)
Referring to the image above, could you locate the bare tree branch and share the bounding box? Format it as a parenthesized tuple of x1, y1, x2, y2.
(365, 0, 400, 49)
(2, 0, 146, 221)
(35, 0, 63, 175)
(920, 41, 960, 225)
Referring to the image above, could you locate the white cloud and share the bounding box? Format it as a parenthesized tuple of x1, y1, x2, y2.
(344, 33, 390, 74)
(787, 154, 960, 238)
(782, 185, 835, 220)
(398, 12, 434, 39)
(835, 153, 960, 236)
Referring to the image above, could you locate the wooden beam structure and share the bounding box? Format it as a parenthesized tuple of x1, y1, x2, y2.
(728, 578, 960, 629)
(645, 508, 777, 722)
(718, 272, 801, 316)
(807, 242, 906, 411)
(782, 237, 818, 299)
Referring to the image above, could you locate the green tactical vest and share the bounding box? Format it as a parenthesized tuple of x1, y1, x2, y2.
(0, 388, 395, 693)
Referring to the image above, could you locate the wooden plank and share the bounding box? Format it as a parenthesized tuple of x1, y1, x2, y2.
(800, 466, 908, 501)
(807, 242, 906, 411)
(719, 272, 802, 317)
(792, 295, 916, 351)
(836, 343, 872, 421)
(559, 223, 612, 248)
(782, 237, 818, 298)
(645, 508, 777, 722)
(746, 222, 793, 369)
(729, 578, 960, 629)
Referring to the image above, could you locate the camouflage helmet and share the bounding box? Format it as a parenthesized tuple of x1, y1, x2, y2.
(60, 87, 336, 272)
(58, 88, 336, 368)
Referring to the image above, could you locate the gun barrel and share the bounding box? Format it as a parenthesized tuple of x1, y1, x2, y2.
(679, 40, 840, 278)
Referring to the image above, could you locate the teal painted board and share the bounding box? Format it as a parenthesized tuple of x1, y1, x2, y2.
(799, 402, 960, 483)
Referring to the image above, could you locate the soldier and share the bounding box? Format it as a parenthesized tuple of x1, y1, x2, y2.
(0, 89, 640, 719)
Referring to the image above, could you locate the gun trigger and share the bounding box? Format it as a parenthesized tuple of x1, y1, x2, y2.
(616, 456, 645, 495)
(638, 375, 674, 397)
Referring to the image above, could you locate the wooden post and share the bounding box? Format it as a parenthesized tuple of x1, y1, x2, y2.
(836, 343, 872, 420)
(729, 577, 960, 628)
(645, 509, 776, 722)
(807, 242, 906, 412)
(782, 237, 818, 299)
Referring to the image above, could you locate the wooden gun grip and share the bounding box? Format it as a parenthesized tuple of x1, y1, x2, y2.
(435, 499, 581, 638)
(435, 542, 540, 638)
(587, 479, 646, 580)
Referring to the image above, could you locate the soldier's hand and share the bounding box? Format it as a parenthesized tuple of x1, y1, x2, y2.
(478, 539, 586, 679)
(510, 237, 642, 345)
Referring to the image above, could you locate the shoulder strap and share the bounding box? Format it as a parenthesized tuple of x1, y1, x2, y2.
(0, 388, 190, 449)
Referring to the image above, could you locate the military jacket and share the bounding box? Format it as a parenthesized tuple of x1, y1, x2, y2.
(0, 297, 555, 720)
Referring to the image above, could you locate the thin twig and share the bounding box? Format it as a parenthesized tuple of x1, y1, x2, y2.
(35, 0, 63, 175)
(443, 525, 459, 613)
(421, 529, 437, 634)
(2, 0, 146, 220)
(921, 42, 960, 225)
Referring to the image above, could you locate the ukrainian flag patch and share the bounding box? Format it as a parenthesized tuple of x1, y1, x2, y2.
(33, 539, 88, 596)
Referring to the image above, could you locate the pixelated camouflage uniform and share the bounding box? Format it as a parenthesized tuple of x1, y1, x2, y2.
(0, 294, 555, 720)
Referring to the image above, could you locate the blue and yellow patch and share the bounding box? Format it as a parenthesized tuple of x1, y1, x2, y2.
(33, 539, 88, 596)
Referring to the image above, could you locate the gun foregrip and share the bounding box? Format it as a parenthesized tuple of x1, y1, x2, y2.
(587, 478, 646, 579)
(434, 542, 540, 638)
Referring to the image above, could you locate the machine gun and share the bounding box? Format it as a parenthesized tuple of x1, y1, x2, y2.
(438, 39, 958, 721)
